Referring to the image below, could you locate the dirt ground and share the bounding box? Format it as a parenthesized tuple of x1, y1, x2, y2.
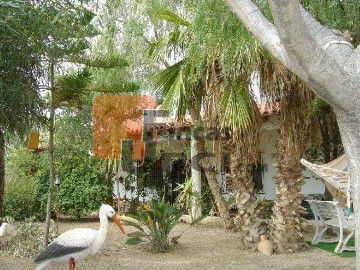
(0, 218, 356, 270)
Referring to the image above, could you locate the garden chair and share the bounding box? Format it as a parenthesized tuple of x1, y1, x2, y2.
(307, 200, 355, 253)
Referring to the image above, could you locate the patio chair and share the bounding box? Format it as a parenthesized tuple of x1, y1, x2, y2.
(307, 200, 355, 253)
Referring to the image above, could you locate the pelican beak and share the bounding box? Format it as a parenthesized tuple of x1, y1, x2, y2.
(112, 215, 126, 235)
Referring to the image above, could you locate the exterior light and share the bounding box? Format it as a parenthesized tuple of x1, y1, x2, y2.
(55, 173, 60, 186)
(160, 149, 165, 160)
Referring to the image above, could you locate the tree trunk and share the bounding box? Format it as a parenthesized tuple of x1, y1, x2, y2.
(44, 61, 56, 248)
(197, 140, 234, 230)
(0, 129, 5, 220)
(336, 113, 360, 268)
(224, 141, 263, 247)
(189, 109, 230, 225)
(271, 134, 306, 253)
(190, 133, 202, 219)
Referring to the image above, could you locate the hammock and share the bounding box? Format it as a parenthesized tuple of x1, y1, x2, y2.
(300, 154, 350, 209)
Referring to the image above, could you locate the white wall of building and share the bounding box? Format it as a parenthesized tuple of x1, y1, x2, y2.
(115, 114, 325, 205)
(258, 115, 325, 200)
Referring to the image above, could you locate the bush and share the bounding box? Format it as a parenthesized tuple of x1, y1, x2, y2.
(41, 155, 112, 219)
(124, 200, 204, 252)
(5, 146, 112, 220)
(4, 180, 37, 220)
(4, 148, 42, 219)
(1, 217, 58, 257)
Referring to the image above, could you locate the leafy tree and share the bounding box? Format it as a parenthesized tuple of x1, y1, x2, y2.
(54, 99, 113, 218)
(0, 0, 46, 221)
(300, 0, 359, 46)
(9, 0, 100, 247)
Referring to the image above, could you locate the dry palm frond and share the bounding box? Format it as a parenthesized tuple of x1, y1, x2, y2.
(259, 57, 314, 156)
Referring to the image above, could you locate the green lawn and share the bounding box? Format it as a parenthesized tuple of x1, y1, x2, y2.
(307, 240, 355, 257)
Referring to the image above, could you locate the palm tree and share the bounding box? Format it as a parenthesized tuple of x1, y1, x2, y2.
(201, 56, 264, 244)
(150, 59, 236, 228)
(148, 0, 267, 235)
(188, 0, 268, 244)
(259, 58, 314, 252)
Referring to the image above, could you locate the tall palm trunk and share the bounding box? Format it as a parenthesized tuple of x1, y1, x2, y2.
(189, 110, 203, 220)
(271, 133, 306, 253)
(190, 107, 233, 228)
(224, 141, 263, 247)
(258, 59, 313, 253)
(197, 139, 234, 230)
(0, 129, 5, 220)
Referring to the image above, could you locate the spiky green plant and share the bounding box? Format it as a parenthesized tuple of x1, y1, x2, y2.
(174, 178, 193, 211)
(124, 200, 204, 252)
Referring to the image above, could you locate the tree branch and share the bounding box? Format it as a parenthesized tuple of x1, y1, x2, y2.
(224, 0, 289, 66)
(225, 0, 360, 111)
(268, 0, 360, 111)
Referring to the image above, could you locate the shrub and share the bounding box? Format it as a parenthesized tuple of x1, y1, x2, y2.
(53, 156, 112, 219)
(4, 180, 37, 220)
(124, 200, 204, 252)
(1, 217, 58, 257)
(4, 147, 42, 219)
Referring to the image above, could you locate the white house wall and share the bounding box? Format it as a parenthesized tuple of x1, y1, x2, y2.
(116, 116, 325, 204)
(259, 115, 325, 200)
(259, 126, 278, 200)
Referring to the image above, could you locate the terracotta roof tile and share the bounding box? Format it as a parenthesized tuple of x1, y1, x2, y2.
(259, 103, 280, 117)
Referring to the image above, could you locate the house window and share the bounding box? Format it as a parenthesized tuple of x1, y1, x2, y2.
(252, 162, 264, 193)
(221, 154, 264, 194)
(220, 154, 230, 194)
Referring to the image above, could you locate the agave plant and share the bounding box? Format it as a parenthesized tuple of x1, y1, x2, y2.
(124, 200, 204, 252)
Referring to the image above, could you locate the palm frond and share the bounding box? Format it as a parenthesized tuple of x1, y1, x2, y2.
(154, 8, 190, 27)
(220, 83, 253, 133)
(144, 38, 168, 61)
(149, 60, 187, 119)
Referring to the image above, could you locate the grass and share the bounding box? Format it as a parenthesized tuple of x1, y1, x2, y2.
(307, 240, 356, 257)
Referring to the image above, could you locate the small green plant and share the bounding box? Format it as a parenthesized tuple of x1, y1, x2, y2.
(124, 200, 204, 252)
(174, 178, 193, 211)
(259, 200, 274, 219)
(174, 178, 202, 219)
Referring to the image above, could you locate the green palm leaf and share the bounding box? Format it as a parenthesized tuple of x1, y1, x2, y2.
(122, 219, 145, 233)
(127, 231, 147, 238)
(125, 237, 143, 245)
(220, 82, 252, 133)
(155, 8, 190, 27)
(149, 60, 187, 119)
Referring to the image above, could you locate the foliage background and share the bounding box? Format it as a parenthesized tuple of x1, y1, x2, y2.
(4, 102, 112, 220)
